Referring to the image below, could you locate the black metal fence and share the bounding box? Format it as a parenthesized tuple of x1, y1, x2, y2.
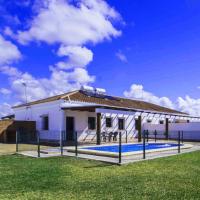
(15, 129, 186, 165)
(16, 130, 38, 153)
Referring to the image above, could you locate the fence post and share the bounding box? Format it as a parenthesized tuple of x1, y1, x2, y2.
(165, 118, 169, 140)
(37, 131, 40, 158)
(126, 130, 128, 143)
(137, 115, 142, 142)
(146, 130, 149, 143)
(178, 131, 180, 154)
(60, 130, 63, 156)
(119, 132, 122, 164)
(16, 130, 19, 153)
(154, 130, 157, 142)
(181, 131, 184, 144)
(75, 131, 78, 157)
(143, 130, 146, 159)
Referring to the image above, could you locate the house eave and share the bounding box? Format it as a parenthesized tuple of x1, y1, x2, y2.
(60, 102, 199, 119)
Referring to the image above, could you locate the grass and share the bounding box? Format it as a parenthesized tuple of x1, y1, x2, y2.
(0, 151, 200, 200)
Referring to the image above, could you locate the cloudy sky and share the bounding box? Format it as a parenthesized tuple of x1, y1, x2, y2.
(1, 0, 200, 117)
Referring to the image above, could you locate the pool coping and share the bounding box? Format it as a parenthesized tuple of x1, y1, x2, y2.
(66, 143, 193, 158)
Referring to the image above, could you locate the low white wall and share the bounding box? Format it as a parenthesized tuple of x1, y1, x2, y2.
(169, 123, 200, 140)
(143, 123, 165, 132)
(169, 122, 200, 131)
(143, 122, 200, 141)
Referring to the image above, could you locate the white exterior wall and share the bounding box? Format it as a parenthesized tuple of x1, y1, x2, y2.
(169, 123, 200, 140)
(141, 113, 160, 124)
(65, 110, 96, 142)
(14, 99, 200, 142)
(143, 122, 200, 141)
(14, 102, 97, 142)
(14, 100, 64, 140)
(143, 123, 165, 132)
(96, 108, 138, 140)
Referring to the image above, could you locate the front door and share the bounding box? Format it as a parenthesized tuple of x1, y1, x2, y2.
(66, 117, 75, 141)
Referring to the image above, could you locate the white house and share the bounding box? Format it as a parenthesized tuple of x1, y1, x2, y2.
(13, 86, 200, 143)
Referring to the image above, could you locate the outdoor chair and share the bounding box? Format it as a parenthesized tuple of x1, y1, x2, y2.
(108, 132, 113, 142)
(101, 132, 107, 142)
(113, 132, 118, 141)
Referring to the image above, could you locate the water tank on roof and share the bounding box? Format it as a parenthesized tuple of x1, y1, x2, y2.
(95, 88, 106, 95)
(81, 85, 95, 93)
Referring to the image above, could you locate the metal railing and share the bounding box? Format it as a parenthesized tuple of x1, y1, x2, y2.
(15, 129, 185, 165)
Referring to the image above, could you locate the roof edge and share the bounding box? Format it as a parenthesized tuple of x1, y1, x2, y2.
(12, 90, 79, 109)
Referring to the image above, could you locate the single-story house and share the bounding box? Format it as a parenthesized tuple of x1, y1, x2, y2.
(12, 86, 200, 144)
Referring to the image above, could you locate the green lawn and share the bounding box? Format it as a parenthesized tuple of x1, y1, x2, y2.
(0, 152, 200, 200)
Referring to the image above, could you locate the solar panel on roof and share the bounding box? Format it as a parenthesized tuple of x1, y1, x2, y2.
(80, 90, 118, 100)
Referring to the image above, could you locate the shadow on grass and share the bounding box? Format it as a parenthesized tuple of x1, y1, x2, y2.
(83, 162, 116, 168)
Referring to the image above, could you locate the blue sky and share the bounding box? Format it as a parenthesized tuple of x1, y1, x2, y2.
(1, 0, 200, 116)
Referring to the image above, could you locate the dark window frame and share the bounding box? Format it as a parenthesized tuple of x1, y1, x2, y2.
(106, 117, 112, 128)
(42, 115, 49, 131)
(159, 120, 164, 124)
(88, 117, 96, 130)
(147, 119, 152, 123)
(118, 118, 125, 130)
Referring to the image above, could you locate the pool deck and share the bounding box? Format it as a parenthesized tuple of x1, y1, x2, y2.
(18, 141, 200, 165)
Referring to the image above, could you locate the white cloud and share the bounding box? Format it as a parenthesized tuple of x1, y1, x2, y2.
(177, 96, 200, 116)
(0, 103, 13, 117)
(0, 66, 95, 103)
(3, 27, 14, 38)
(0, 88, 11, 95)
(0, 66, 22, 77)
(56, 46, 93, 69)
(12, 0, 120, 100)
(124, 84, 174, 109)
(0, 34, 22, 65)
(0, 0, 122, 115)
(124, 84, 200, 116)
(17, 0, 121, 45)
(67, 67, 95, 83)
(116, 51, 127, 62)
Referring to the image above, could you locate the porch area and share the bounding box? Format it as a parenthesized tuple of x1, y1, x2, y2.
(56, 103, 200, 145)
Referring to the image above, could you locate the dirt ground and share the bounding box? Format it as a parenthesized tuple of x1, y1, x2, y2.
(0, 143, 49, 155)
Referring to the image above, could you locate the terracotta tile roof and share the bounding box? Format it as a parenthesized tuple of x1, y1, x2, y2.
(12, 91, 77, 108)
(13, 90, 186, 115)
(68, 91, 186, 115)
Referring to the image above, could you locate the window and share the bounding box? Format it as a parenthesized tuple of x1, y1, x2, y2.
(147, 119, 152, 123)
(42, 116, 49, 130)
(118, 118, 125, 130)
(88, 117, 96, 130)
(159, 120, 164, 124)
(106, 117, 112, 128)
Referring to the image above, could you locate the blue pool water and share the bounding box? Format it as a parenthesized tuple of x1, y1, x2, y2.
(82, 143, 181, 153)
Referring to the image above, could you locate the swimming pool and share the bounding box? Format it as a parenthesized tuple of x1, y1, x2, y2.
(66, 142, 192, 157)
(82, 143, 181, 153)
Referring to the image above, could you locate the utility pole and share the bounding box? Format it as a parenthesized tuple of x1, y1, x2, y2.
(22, 81, 28, 105)
(22, 81, 28, 120)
